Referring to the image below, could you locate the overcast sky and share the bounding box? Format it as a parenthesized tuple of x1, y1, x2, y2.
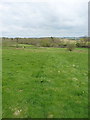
(0, 0, 89, 37)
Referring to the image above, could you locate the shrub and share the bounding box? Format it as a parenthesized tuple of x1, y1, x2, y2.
(76, 38, 89, 48)
(67, 43, 76, 51)
(76, 42, 81, 47)
(40, 40, 51, 47)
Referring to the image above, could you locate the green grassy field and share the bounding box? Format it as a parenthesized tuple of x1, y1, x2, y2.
(2, 47, 88, 118)
(0, 47, 2, 119)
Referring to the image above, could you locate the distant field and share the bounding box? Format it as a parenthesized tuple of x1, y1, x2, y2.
(2, 47, 88, 118)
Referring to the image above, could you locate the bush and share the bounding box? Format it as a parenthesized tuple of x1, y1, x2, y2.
(67, 43, 76, 51)
(79, 38, 88, 48)
(40, 40, 51, 47)
(76, 42, 81, 47)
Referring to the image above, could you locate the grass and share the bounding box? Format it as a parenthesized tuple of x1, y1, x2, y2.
(0, 47, 2, 119)
(2, 47, 88, 118)
(17, 44, 35, 47)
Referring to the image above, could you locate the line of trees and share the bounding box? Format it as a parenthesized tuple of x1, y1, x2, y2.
(2, 37, 90, 48)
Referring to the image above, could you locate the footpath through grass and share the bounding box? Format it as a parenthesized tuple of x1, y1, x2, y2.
(2, 47, 88, 118)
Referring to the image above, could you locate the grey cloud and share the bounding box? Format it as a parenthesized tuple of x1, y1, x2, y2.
(0, 0, 88, 37)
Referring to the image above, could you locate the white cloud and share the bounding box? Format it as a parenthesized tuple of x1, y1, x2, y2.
(0, 0, 88, 37)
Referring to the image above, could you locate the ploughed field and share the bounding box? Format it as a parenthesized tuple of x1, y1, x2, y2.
(2, 47, 88, 118)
